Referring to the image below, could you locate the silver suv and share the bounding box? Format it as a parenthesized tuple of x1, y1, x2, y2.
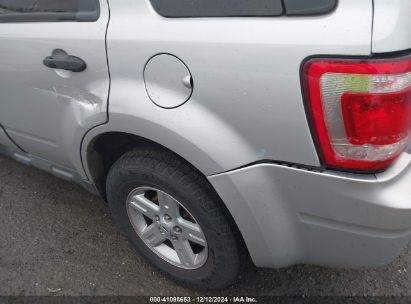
(1, 0, 411, 289)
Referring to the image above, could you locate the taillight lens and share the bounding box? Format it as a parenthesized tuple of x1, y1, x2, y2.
(303, 56, 411, 172)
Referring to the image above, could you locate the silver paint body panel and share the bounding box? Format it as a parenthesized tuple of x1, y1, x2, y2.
(209, 154, 411, 267)
(83, 0, 372, 178)
(0, 0, 110, 173)
(0, 125, 19, 149)
(372, 0, 411, 53)
(2, 0, 411, 269)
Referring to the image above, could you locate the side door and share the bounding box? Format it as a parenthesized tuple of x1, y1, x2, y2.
(0, 0, 110, 171)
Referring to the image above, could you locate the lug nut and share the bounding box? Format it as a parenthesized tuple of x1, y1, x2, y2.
(173, 226, 182, 234)
(155, 215, 160, 221)
(164, 214, 172, 221)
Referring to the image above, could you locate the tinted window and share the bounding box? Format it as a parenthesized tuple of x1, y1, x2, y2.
(149, 0, 284, 17)
(284, 0, 337, 15)
(0, 0, 100, 22)
(149, 0, 338, 18)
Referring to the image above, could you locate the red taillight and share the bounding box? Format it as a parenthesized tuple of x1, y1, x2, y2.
(303, 56, 411, 172)
(341, 90, 411, 146)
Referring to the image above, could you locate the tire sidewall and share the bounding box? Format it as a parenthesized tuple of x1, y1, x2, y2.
(107, 168, 226, 285)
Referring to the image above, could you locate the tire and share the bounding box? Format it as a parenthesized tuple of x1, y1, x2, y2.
(106, 147, 248, 289)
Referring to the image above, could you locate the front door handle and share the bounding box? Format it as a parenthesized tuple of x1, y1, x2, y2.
(43, 53, 87, 72)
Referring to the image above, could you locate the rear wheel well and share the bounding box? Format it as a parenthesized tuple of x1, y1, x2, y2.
(87, 132, 167, 195)
(85, 131, 251, 264)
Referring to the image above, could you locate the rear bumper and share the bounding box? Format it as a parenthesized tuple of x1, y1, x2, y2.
(208, 153, 411, 268)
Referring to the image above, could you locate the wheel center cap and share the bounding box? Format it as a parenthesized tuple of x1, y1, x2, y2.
(159, 225, 170, 234)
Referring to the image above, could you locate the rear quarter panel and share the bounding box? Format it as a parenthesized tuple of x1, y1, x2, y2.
(372, 0, 411, 53)
(84, 0, 373, 177)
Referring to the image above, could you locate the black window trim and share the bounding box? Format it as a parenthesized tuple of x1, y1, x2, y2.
(0, 0, 100, 23)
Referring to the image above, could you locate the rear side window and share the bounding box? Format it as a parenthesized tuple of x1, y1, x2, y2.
(149, 0, 337, 17)
(149, 0, 284, 17)
(0, 0, 100, 22)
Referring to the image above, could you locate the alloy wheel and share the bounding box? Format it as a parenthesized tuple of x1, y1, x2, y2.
(126, 187, 208, 269)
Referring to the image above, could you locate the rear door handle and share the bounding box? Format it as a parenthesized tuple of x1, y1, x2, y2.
(43, 54, 87, 72)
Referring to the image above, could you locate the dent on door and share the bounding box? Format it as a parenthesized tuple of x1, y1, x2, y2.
(0, 1, 110, 175)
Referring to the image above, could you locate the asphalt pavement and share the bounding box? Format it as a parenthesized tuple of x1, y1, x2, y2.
(1, 155, 411, 297)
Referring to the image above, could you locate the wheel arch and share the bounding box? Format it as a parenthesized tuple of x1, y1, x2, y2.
(80, 114, 254, 264)
(82, 128, 254, 259)
(82, 129, 219, 194)
(81, 112, 257, 186)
